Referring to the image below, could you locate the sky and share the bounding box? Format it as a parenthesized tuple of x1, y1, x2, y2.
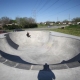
(0, 0, 80, 22)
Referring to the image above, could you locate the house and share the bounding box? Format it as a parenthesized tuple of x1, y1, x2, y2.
(77, 22, 80, 25)
(49, 22, 54, 26)
(62, 23, 67, 24)
(68, 22, 72, 24)
(45, 22, 55, 26)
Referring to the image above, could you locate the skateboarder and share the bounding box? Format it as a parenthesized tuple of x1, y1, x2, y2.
(26, 32, 31, 38)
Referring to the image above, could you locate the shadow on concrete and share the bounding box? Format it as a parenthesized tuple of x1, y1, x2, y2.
(0, 50, 34, 65)
(38, 63, 56, 80)
(4, 34, 19, 49)
(61, 53, 80, 64)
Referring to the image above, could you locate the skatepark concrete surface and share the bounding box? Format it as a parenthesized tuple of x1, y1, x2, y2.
(0, 30, 80, 80)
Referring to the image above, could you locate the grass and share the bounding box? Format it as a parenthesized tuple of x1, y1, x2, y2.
(2, 24, 80, 37)
(50, 25, 80, 36)
(38, 24, 47, 28)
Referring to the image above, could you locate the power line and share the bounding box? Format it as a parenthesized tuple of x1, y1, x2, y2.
(32, 0, 51, 22)
(35, 0, 43, 10)
(43, 0, 59, 12)
(32, 0, 39, 10)
(39, 0, 72, 16)
(38, 0, 60, 14)
(32, 0, 59, 21)
(52, 0, 72, 12)
(51, 0, 72, 17)
(49, 3, 80, 17)
(31, 0, 40, 20)
(37, 0, 51, 13)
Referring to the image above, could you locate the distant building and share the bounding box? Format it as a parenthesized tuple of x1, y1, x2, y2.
(45, 22, 55, 26)
(58, 23, 61, 24)
(63, 23, 67, 24)
(77, 22, 80, 25)
(49, 22, 54, 26)
(62, 22, 72, 25)
(68, 22, 72, 24)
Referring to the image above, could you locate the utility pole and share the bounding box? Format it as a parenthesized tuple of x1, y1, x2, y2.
(69, 14, 70, 21)
(69, 14, 71, 24)
(32, 10, 37, 23)
(57, 17, 58, 21)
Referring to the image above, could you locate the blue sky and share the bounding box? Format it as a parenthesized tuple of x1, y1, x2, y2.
(0, 0, 80, 22)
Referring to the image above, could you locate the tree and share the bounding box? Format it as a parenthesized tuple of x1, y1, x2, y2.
(0, 17, 10, 25)
(15, 17, 21, 25)
(28, 17, 36, 23)
(72, 17, 80, 24)
(0, 19, 1, 24)
(9, 19, 17, 24)
(45, 21, 50, 25)
(56, 21, 61, 24)
(15, 17, 36, 28)
(15, 17, 25, 27)
(62, 19, 69, 24)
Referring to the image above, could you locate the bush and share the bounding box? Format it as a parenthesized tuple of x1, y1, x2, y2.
(24, 23, 38, 28)
(0, 27, 2, 30)
(24, 24, 29, 28)
(61, 27, 65, 29)
(3, 23, 38, 30)
(3, 24, 22, 30)
(29, 23, 38, 28)
(65, 24, 80, 29)
(3, 25, 7, 30)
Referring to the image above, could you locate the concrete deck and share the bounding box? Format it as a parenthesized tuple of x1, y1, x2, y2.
(0, 63, 80, 80)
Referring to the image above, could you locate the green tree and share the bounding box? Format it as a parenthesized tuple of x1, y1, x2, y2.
(72, 17, 80, 24)
(56, 21, 61, 24)
(0, 17, 10, 25)
(15, 17, 36, 28)
(62, 19, 69, 24)
(9, 19, 17, 24)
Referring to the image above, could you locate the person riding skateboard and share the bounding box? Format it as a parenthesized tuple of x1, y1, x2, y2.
(26, 32, 31, 38)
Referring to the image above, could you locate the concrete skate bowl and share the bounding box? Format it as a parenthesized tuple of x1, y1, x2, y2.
(0, 31, 80, 70)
